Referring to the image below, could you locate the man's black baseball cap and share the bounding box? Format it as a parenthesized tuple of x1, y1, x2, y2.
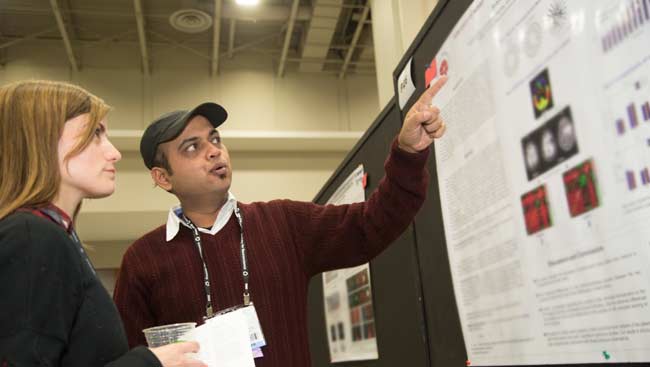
(140, 102, 228, 169)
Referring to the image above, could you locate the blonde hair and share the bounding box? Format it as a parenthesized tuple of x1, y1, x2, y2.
(0, 80, 110, 220)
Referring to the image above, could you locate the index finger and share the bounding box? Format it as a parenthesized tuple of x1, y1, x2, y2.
(418, 75, 448, 105)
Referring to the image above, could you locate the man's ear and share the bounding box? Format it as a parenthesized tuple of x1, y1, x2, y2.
(151, 167, 173, 191)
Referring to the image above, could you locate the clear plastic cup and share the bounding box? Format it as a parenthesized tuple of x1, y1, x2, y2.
(142, 322, 197, 347)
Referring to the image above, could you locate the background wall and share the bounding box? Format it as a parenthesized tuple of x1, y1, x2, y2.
(0, 43, 378, 270)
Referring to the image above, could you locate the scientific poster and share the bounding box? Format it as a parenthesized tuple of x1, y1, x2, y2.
(322, 165, 378, 362)
(431, 0, 650, 365)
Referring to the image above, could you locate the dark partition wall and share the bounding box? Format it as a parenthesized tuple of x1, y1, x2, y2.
(307, 1, 482, 366)
(308, 99, 430, 367)
(392, 1, 474, 367)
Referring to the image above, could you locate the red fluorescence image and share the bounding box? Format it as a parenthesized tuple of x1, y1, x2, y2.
(521, 185, 552, 235)
(563, 159, 599, 217)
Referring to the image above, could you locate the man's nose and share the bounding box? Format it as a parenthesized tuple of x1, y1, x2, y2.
(207, 143, 221, 159)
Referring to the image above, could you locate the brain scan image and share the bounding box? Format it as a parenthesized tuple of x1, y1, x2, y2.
(525, 142, 540, 171)
(522, 107, 578, 181)
(557, 116, 576, 152)
(541, 129, 557, 162)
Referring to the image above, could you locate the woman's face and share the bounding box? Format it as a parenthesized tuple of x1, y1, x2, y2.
(58, 114, 121, 201)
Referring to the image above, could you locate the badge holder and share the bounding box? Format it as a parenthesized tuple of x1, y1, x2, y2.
(204, 292, 266, 352)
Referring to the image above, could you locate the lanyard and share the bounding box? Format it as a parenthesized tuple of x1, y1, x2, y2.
(181, 205, 250, 319)
(38, 208, 96, 276)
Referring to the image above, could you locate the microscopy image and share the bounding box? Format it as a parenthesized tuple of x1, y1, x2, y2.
(521, 185, 552, 235)
(563, 159, 599, 217)
(345, 268, 376, 342)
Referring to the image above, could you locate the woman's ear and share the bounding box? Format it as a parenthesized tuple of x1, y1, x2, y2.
(151, 167, 172, 191)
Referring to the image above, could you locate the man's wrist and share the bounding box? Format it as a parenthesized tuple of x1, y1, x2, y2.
(397, 140, 420, 154)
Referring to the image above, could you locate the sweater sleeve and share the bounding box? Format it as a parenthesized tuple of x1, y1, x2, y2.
(113, 241, 157, 348)
(284, 137, 430, 277)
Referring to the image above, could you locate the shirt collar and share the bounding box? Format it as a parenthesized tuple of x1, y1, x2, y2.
(20, 203, 74, 233)
(165, 192, 237, 242)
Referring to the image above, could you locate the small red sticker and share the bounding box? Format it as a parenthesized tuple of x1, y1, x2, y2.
(425, 58, 437, 87)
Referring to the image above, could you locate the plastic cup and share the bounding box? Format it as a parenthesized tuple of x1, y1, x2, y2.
(142, 322, 197, 347)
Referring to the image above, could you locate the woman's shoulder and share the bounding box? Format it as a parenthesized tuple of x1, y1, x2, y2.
(0, 211, 76, 257)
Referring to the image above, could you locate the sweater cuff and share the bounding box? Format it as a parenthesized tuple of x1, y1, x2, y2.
(386, 137, 430, 178)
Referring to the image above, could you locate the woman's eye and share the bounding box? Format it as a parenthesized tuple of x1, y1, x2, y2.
(211, 136, 221, 144)
(94, 127, 102, 137)
(186, 144, 196, 152)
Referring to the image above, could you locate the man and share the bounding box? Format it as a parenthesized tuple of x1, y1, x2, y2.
(114, 76, 447, 366)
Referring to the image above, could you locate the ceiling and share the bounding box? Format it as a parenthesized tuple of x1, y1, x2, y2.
(0, 0, 375, 77)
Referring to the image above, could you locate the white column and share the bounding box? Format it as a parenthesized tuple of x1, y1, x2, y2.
(370, 0, 438, 108)
(396, 1, 438, 51)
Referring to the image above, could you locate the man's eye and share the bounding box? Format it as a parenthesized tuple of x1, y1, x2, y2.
(186, 144, 196, 152)
(211, 136, 221, 144)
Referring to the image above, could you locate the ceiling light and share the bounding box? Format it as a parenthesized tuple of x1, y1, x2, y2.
(236, 0, 260, 6)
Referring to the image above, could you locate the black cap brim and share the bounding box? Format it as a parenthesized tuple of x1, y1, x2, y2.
(157, 102, 228, 143)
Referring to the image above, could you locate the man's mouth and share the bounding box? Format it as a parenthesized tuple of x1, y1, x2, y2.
(210, 164, 227, 176)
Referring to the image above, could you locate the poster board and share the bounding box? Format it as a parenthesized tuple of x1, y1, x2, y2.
(396, 0, 650, 366)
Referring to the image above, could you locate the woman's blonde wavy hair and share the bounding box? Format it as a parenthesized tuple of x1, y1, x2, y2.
(0, 80, 110, 220)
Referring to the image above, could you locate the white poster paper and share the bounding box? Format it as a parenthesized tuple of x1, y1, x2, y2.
(322, 165, 378, 362)
(431, 0, 650, 365)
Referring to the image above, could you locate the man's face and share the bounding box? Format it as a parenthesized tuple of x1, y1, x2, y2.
(156, 115, 232, 198)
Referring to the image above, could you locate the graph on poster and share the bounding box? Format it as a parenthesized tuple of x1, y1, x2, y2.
(601, 0, 650, 53)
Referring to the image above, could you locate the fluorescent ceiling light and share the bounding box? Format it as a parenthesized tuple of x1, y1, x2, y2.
(236, 0, 260, 6)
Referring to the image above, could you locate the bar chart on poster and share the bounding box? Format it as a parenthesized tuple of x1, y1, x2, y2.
(426, 0, 650, 365)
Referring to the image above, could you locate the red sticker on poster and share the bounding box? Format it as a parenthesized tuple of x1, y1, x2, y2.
(440, 58, 449, 76)
(425, 57, 437, 87)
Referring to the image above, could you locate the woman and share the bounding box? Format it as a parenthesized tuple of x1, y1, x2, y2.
(0, 80, 206, 367)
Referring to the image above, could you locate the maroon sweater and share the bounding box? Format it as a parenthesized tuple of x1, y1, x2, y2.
(113, 139, 429, 367)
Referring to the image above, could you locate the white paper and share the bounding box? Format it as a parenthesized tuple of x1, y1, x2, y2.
(398, 58, 417, 109)
(191, 311, 255, 367)
(431, 0, 650, 365)
(321, 165, 378, 363)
